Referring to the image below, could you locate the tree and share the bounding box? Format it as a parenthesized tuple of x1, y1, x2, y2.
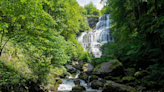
(84, 1, 100, 16)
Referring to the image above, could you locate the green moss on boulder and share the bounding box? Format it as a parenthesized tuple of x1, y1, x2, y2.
(122, 76, 136, 84)
(90, 75, 99, 81)
(72, 85, 86, 92)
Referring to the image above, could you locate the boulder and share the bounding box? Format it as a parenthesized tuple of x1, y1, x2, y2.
(91, 80, 106, 89)
(74, 80, 80, 85)
(93, 59, 125, 77)
(72, 85, 86, 92)
(82, 63, 94, 75)
(125, 68, 136, 76)
(102, 81, 136, 92)
(72, 61, 84, 70)
(78, 73, 89, 82)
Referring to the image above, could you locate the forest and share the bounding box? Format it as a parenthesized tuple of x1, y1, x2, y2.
(0, 0, 164, 92)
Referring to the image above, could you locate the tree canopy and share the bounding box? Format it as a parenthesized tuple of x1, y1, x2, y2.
(0, 0, 91, 91)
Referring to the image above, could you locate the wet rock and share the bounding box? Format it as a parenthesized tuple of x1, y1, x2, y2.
(82, 63, 94, 75)
(87, 17, 99, 29)
(91, 80, 106, 89)
(102, 81, 136, 92)
(93, 59, 125, 77)
(78, 73, 89, 82)
(72, 85, 86, 92)
(74, 80, 80, 85)
(125, 68, 136, 76)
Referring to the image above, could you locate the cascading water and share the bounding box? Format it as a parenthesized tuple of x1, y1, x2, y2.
(77, 14, 114, 58)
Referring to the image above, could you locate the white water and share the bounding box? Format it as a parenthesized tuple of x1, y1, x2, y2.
(77, 14, 114, 58)
(58, 70, 102, 92)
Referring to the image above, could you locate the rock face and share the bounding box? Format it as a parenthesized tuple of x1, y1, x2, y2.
(102, 81, 136, 92)
(93, 59, 125, 77)
(82, 63, 94, 75)
(87, 17, 99, 29)
(72, 85, 86, 92)
(91, 80, 106, 89)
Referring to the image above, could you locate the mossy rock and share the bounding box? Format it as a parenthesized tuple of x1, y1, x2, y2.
(111, 59, 123, 69)
(90, 75, 99, 81)
(126, 68, 136, 76)
(104, 76, 121, 83)
(122, 76, 136, 84)
(93, 59, 125, 77)
(72, 85, 86, 92)
(103, 81, 136, 92)
(78, 73, 89, 82)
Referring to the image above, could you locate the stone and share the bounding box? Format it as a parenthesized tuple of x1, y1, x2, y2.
(87, 17, 99, 29)
(72, 85, 86, 92)
(93, 59, 125, 77)
(91, 80, 106, 89)
(82, 63, 94, 75)
(78, 73, 89, 82)
(72, 61, 84, 70)
(74, 80, 80, 85)
(102, 81, 136, 92)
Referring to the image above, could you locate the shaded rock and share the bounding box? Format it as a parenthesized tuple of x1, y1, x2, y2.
(122, 76, 136, 84)
(78, 73, 89, 82)
(82, 63, 94, 75)
(102, 81, 136, 92)
(91, 80, 106, 89)
(72, 61, 84, 70)
(74, 80, 80, 85)
(93, 59, 125, 77)
(104, 76, 122, 83)
(125, 68, 136, 76)
(72, 85, 86, 92)
(65, 65, 75, 73)
(90, 75, 99, 82)
(87, 17, 99, 29)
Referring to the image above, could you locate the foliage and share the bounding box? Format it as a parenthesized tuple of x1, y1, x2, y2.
(0, 0, 90, 91)
(98, 0, 164, 70)
(84, 1, 100, 16)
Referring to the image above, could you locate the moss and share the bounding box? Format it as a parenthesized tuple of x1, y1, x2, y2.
(134, 71, 142, 78)
(111, 59, 122, 69)
(93, 62, 106, 73)
(122, 76, 136, 84)
(127, 68, 136, 75)
(90, 75, 98, 81)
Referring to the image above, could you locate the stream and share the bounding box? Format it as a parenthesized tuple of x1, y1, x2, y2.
(57, 69, 102, 92)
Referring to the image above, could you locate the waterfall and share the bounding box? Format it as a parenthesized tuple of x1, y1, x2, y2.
(77, 14, 114, 58)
